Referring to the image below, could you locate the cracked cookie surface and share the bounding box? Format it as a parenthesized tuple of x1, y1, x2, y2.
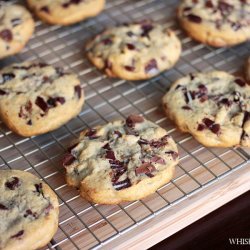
(0, 3, 34, 59)
(64, 115, 179, 204)
(86, 21, 181, 80)
(0, 62, 84, 137)
(177, 0, 250, 47)
(27, 0, 105, 25)
(162, 71, 250, 147)
(0, 170, 59, 250)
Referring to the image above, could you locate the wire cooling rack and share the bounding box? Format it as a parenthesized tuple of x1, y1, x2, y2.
(0, 0, 250, 249)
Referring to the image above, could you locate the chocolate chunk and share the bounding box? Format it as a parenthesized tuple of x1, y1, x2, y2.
(135, 163, 156, 175)
(124, 65, 135, 72)
(2, 73, 15, 83)
(47, 97, 65, 107)
(150, 135, 169, 148)
(126, 43, 136, 50)
(114, 130, 122, 138)
(197, 124, 205, 131)
(145, 59, 158, 74)
(5, 177, 20, 190)
(182, 105, 192, 110)
(126, 115, 144, 128)
(210, 124, 220, 134)
(150, 156, 166, 164)
(35, 96, 48, 112)
(205, 0, 213, 8)
(219, 98, 232, 107)
(0, 89, 7, 95)
(11, 18, 21, 27)
(74, 85, 82, 99)
(0, 29, 13, 42)
(34, 183, 44, 197)
(126, 31, 134, 37)
(11, 230, 24, 239)
(102, 38, 113, 45)
(19, 101, 32, 119)
(242, 111, 250, 127)
(165, 151, 179, 160)
(24, 209, 37, 219)
(187, 14, 202, 23)
(141, 23, 153, 37)
(203, 118, 214, 128)
(234, 78, 246, 87)
(27, 120, 32, 126)
(0, 203, 8, 210)
(63, 153, 76, 166)
(40, 6, 50, 13)
(106, 150, 116, 160)
(113, 178, 131, 190)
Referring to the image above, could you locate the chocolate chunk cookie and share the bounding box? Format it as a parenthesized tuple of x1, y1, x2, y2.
(0, 170, 59, 250)
(162, 71, 250, 147)
(64, 115, 179, 204)
(0, 62, 84, 137)
(0, 3, 34, 59)
(178, 0, 250, 47)
(27, 0, 105, 25)
(86, 21, 181, 80)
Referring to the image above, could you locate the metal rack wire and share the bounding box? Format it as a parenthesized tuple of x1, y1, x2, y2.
(0, 0, 249, 249)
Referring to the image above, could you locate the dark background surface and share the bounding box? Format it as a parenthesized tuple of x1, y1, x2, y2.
(150, 191, 250, 250)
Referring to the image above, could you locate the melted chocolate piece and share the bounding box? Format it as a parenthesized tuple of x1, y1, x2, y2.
(19, 101, 32, 119)
(113, 178, 131, 191)
(197, 124, 205, 131)
(135, 163, 156, 175)
(124, 65, 135, 72)
(145, 59, 158, 74)
(12, 63, 48, 71)
(141, 23, 153, 37)
(242, 111, 250, 127)
(0, 203, 8, 210)
(199, 118, 221, 134)
(35, 96, 48, 113)
(106, 150, 116, 160)
(63, 153, 76, 166)
(0, 29, 13, 42)
(150, 156, 166, 164)
(5, 177, 20, 190)
(182, 105, 192, 110)
(27, 120, 32, 126)
(11, 230, 24, 239)
(34, 183, 44, 196)
(203, 118, 214, 128)
(219, 98, 232, 107)
(210, 123, 220, 134)
(62, 0, 82, 8)
(205, 0, 213, 8)
(47, 97, 65, 107)
(187, 14, 202, 23)
(74, 85, 82, 99)
(150, 135, 169, 148)
(24, 209, 37, 219)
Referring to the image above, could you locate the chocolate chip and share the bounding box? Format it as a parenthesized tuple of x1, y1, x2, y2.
(35, 96, 48, 113)
(0, 89, 7, 95)
(219, 98, 232, 107)
(141, 23, 153, 37)
(106, 150, 116, 160)
(74, 85, 82, 99)
(114, 130, 122, 138)
(126, 115, 144, 128)
(234, 78, 246, 87)
(40, 6, 50, 13)
(187, 14, 202, 23)
(27, 120, 32, 126)
(63, 153, 76, 166)
(5, 177, 20, 190)
(210, 124, 220, 134)
(124, 65, 135, 72)
(11, 18, 21, 27)
(145, 59, 158, 74)
(11, 230, 24, 239)
(165, 151, 179, 160)
(203, 118, 214, 128)
(47, 97, 65, 107)
(197, 124, 205, 131)
(85, 128, 99, 140)
(201, 118, 220, 134)
(0, 203, 8, 210)
(113, 178, 131, 190)
(0, 29, 13, 42)
(135, 163, 156, 175)
(24, 209, 37, 219)
(126, 43, 136, 50)
(242, 111, 250, 127)
(150, 135, 169, 148)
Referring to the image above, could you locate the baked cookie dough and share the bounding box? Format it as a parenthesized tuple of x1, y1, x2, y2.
(0, 170, 59, 250)
(0, 3, 34, 59)
(162, 71, 250, 147)
(177, 0, 250, 47)
(64, 115, 179, 204)
(86, 21, 181, 80)
(27, 0, 105, 25)
(0, 62, 84, 137)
